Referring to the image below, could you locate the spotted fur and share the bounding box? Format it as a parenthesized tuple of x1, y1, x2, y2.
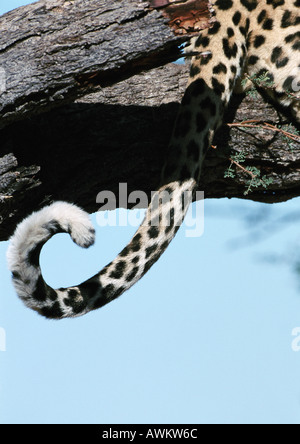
(7, 0, 300, 319)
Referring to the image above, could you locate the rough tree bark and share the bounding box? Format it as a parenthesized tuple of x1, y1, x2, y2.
(0, 0, 299, 241)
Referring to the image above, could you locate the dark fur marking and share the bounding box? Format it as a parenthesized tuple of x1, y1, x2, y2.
(257, 10, 267, 24)
(211, 77, 226, 96)
(292, 41, 300, 51)
(130, 234, 142, 252)
(143, 252, 161, 275)
(27, 242, 44, 268)
(215, 0, 233, 9)
(281, 11, 300, 28)
(263, 18, 274, 30)
(190, 78, 206, 97)
(145, 244, 158, 260)
(165, 208, 175, 235)
(208, 21, 221, 35)
(148, 226, 159, 239)
(102, 284, 115, 300)
(232, 11, 241, 25)
(240, 0, 258, 11)
(266, 0, 284, 7)
(200, 53, 213, 65)
(248, 55, 259, 65)
(190, 64, 201, 77)
(222, 38, 238, 59)
(31, 275, 48, 302)
(12, 270, 21, 280)
(195, 35, 210, 48)
(41, 302, 63, 319)
(93, 285, 125, 309)
(213, 62, 228, 74)
(125, 266, 139, 282)
(109, 261, 127, 279)
(254, 35, 266, 48)
(227, 27, 235, 38)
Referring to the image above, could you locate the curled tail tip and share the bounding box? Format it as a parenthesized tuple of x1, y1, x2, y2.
(49, 201, 96, 248)
(7, 201, 95, 271)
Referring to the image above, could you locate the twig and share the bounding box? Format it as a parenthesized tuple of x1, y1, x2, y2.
(228, 120, 300, 143)
(229, 158, 257, 178)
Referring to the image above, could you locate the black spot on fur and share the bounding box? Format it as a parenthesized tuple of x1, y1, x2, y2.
(292, 41, 300, 51)
(143, 252, 161, 275)
(164, 186, 174, 196)
(208, 21, 221, 35)
(254, 35, 266, 48)
(148, 226, 159, 239)
(62, 288, 89, 314)
(109, 261, 126, 279)
(213, 62, 228, 74)
(92, 296, 107, 310)
(45, 220, 64, 236)
(102, 284, 115, 300)
(165, 208, 175, 235)
(195, 35, 210, 48)
(277, 57, 289, 68)
(200, 53, 213, 66)
(222, 38, 238, 59)
(263, 18, 274, 30)
(227, 27, 234, 38)
(41, 302, 63, 319)
(285, 31, 300, 43)
(215, 0, 233, 9)
(211, 77, 226, 96)
(266, 0, 284, 7)
(190, 78, 206, 97)
(257, 10, 267, 24)
(27, 242, 44, 267)
(131, 234, 142, 252)
(145, 244, 158, 260)
(190, 64, 201, 77)
(31, 275, 48, 302)
(240, 0, 258, 11)
(80, 280, 100, 298)
(232, 11, 241, 25)
(93, 286, 125, 309)
(125, 266, 139, 282)
(248, 55, 259, 65)
(119, 246, 130, 257)
(281, 11, 300, 28)
(11, 270, 21, 280)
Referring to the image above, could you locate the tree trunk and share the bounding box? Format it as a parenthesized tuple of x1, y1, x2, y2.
(0, 0, 299, 241)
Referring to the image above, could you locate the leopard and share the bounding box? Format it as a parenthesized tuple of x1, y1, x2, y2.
(7, 0, 300, 319)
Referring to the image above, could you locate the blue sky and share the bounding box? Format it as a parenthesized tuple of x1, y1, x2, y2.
(1, 0, 300, 425)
